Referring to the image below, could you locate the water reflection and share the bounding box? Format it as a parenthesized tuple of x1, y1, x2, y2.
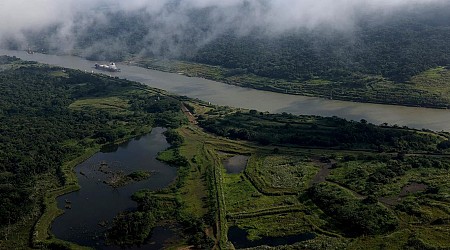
(223, 155, 249, 174)
(51, 128, 177, 248)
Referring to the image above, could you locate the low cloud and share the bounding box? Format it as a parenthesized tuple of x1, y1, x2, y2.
(0, 0, 446, 56)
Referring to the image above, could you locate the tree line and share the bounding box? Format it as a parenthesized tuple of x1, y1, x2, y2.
(198, 111, 445, 152)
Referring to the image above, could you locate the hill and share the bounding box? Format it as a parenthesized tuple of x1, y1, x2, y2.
(14, 2, 450, 107)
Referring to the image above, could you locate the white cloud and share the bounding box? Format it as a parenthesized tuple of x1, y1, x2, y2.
(0, 0, 446, 52)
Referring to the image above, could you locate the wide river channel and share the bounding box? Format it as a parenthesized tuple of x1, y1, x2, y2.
(1, 49, 450, 132)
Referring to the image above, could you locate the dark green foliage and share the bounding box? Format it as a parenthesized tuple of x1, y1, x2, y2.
(367, 160, 407, 186)
(193, 4, 450, 84)
(164, 129, 184, 147)
(127, 171, 152, 181)
(107, 191, 178, 247)
(21, 3, 450, 87)
(406, 156, 450, 170)
(437, 140, 450, 150)
(309, 183, 398, 236)
(178, 214, 215, 249)
(131, 190, 178, 215)
(129, 94, 186, 128)
(0, 55, 20, 64)
(45, 242, 72, 250)
(154, 111, 187, 128)
(107, 211, 156, 246)
(130, 95, 180, 113)
(396, 199, 423, 218)
(158, 130, 188, 169)
(199, 111, 442, 152)
(0, 58, 184, 227)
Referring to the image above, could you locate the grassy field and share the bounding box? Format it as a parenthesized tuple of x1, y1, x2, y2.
(69, 96, 130, 112)
(222, 172, 299, 214)
(413, 66, 450, 104)
(175, 114, 341, 247)
(232, 212, 313, 240)
(176, 128, 210, 220)
(245, 154, 319, 195)
(170, 100, 450, 249)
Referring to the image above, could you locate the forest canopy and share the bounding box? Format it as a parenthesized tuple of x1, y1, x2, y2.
(16, 2, 450, 85)
(0, 56, 185, 228)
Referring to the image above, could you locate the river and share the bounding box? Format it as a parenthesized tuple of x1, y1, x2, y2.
(1, 49, 450, 132)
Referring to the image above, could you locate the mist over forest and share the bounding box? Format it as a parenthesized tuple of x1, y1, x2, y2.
(1, 0, 449, 82)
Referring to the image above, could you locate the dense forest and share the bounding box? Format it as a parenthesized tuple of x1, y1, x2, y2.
(0, 56, 186, 246)
(4, 2, 447, 107)
(192, 5, 450, 84)
(198, 109, 448, 152)
(16, 2, 450, 86)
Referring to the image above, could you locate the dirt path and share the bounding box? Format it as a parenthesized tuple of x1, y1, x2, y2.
(310, 158, 335, 186)
(181, 103, 197, 124)
(309, 158, 366, 199)
(379, 182, 428, 206)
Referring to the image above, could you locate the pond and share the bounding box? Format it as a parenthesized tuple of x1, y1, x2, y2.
(228, 226, 316, 248)
(51, 127, 178, 249)
(223, 155, 250, 174)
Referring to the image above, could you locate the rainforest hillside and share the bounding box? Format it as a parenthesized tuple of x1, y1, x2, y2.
(14, 2, 449, 86)
(10, 2, 450, 107)
(192, 4, 450, 84)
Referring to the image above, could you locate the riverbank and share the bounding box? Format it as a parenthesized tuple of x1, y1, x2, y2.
(32, 150, 91, 248)
(133, 58, 450, 109)
(2, 49, 450, 132)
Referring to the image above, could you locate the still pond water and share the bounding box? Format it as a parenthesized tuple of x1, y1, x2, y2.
(51, 128, 178, 249)
(223, 155, 250, 174)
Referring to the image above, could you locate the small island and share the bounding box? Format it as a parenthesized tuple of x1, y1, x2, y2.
(103, 170, 154, 188)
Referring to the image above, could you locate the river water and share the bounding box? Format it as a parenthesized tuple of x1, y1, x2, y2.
(1, 49, 450, 132)
(51, 128, 178, 248)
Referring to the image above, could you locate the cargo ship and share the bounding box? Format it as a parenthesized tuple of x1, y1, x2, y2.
(94, 62, 120, 72)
